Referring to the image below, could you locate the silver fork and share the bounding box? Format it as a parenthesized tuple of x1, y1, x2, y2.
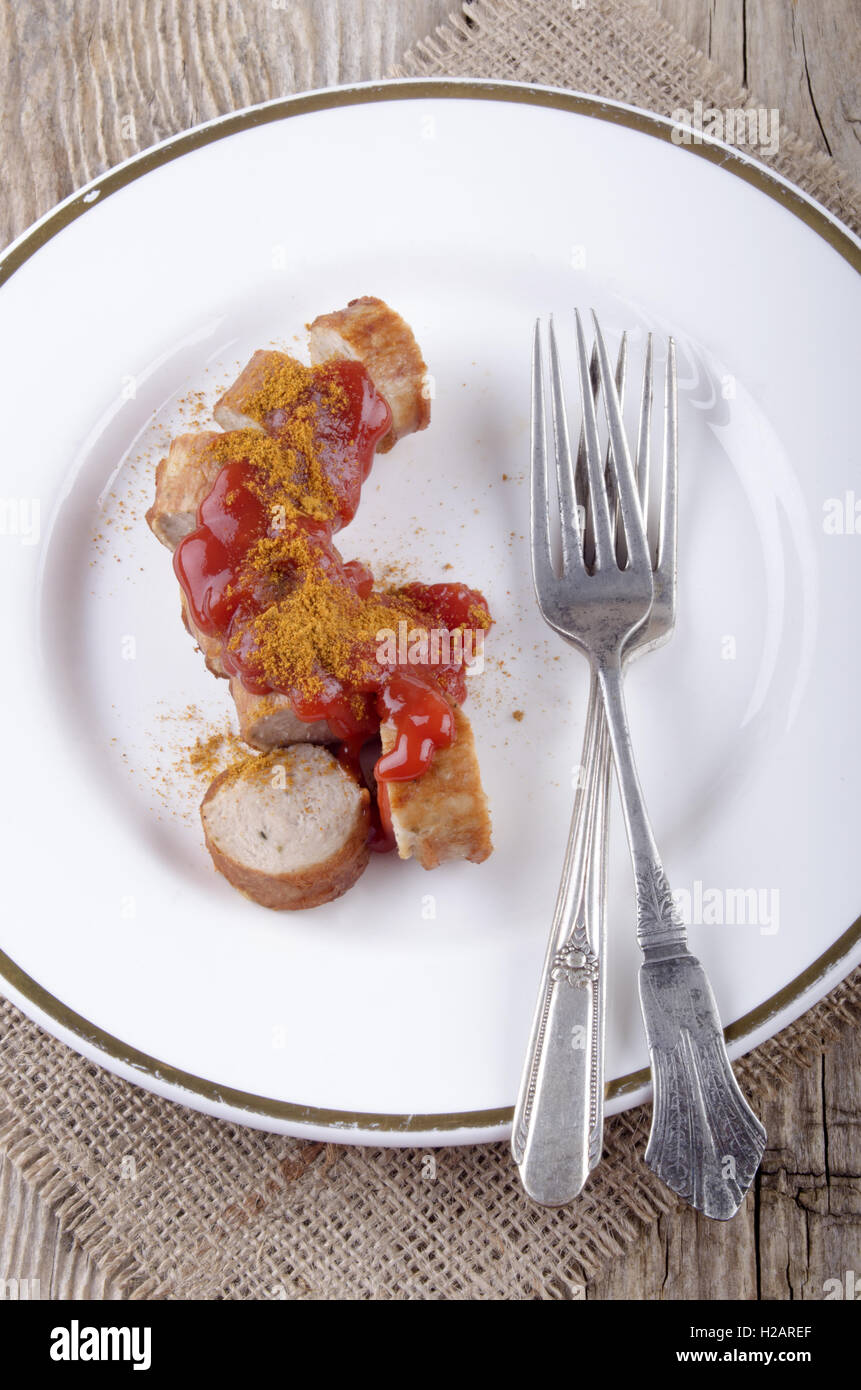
(512, 328, 669, 1204)
(518, 309, 766, 1220)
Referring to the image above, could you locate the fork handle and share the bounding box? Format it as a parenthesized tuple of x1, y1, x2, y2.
(596, 654, 766, 1218)
(511, 675, 609, 1204)
(595, 656, 687, 954)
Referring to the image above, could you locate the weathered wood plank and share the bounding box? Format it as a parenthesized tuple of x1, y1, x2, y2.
(0, 1150, 121, 1300)
(0, 0, 456, 248)
(588, 1021, 861, 1299)
(647, 0, 861, 180)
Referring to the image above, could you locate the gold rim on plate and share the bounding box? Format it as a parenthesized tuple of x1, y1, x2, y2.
(2, 79, 859, 1135)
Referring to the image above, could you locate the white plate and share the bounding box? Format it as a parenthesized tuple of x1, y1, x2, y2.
(1, 81, 859, 1145)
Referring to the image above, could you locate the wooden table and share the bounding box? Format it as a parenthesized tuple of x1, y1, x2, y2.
(1, 0, 859, 1300)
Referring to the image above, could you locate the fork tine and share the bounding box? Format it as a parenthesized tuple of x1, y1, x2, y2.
(548, 317, 584, 570)
(614, 333, 628, 411)
(636, 334, 653, 530)
(580, 335, 626, 543)
(530, 320, 556, 599)
(574, 310, 614, 570)
(576, 342, 599, 569)
(609, 332, 629, 567)
(591, 312, 650, 573)
(657, 337, 678, 575)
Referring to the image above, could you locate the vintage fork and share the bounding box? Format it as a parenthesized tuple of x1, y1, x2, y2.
(517, 310, 766, 1220)
(512, 328, 672, 1204)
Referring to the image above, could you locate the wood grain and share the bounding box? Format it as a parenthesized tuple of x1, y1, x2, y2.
(647, 0, 861, 179)
(588, 1022, 861, 1299)
(0, 0, 456, 248)
(1, 0, 859, 1302)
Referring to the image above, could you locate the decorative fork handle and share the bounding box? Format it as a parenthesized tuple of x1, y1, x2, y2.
(596, 656, 766, 1220)
(511, 675, 610, 1203)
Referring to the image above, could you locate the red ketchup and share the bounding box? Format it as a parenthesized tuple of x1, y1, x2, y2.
(174, 357, 490, 852)
(263, 359, 391, 530)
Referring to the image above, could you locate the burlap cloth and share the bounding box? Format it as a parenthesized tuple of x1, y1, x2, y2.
(2, 0, 859, 1300)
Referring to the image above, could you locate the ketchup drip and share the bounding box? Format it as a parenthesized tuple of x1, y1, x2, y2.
(174, 356, 491, 851)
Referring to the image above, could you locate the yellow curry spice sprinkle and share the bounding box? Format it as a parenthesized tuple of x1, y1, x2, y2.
(213, 750, 279, 793)
(209, 423, 338, 522)
(243, 354, 313, 417)
(207, 355, 357, 522)
(218, 747, 348, 795)
(227, 532, 430, 700)
(188, 729, 229, 775)
(242, 353, 349, 421)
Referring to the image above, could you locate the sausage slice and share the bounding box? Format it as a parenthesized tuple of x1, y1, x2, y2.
(201, 746, 370, 910)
